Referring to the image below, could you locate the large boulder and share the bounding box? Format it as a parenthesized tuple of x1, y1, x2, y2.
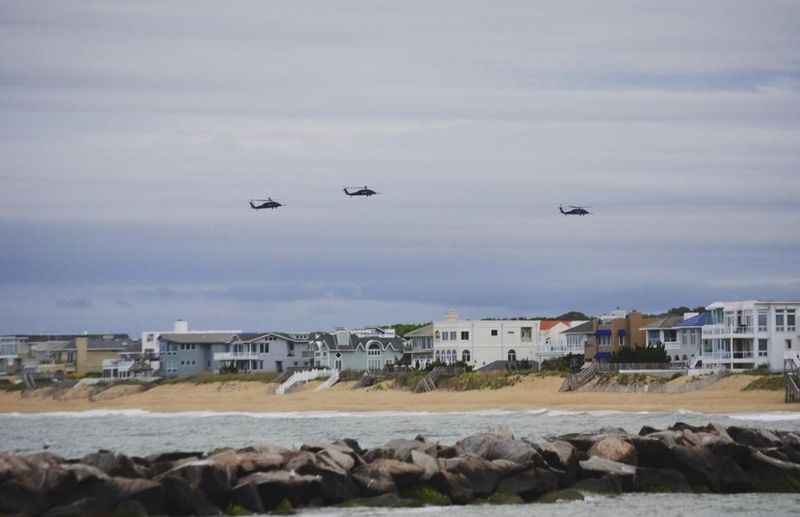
(111, 477, 164, 515)
(351, 459, 425, 496)
(228, 481, 265, 514)
(744, 450, 800, 492)
(727, 427, 783, 449)
(558, 428, 628, 452)
(159, 476, 220, 516)
(589, 436, 638, 466)
(432, 470, 474, 504)
(410, 450, 440, 481)
(538, 440, 579, 486)
(285, 450, 359, 502)
(207, 449, 285, 477)
(440, 455, 502, 497)
(635, 467, 691, 492)
(364, 439, 438, 462)
(238, 470, 323, 510)
(81, 451, 143, 479)
(629, 436, 674, 469)
(670, 445, 752, 493)
(496, 467, 559, 501)
(157, 459, 235, 509)
(456, 434, 543, 466)
(579, 456, 637, 491)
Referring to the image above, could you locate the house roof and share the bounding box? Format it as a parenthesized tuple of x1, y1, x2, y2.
(159, 332, 237, 344)
(85, 336, 140, 352)
(539, 320, 570, 332)
(309, 332, 405, 352)
(642, 314, 686, 330)
(562, 321, 595, 334)
(676, 312, 710, 327)
(404, 324, 433, 338)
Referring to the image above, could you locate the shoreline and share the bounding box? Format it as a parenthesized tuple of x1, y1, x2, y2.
(0, 375, 795, 415)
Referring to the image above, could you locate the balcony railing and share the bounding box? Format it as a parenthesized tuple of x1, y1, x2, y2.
(213, 352, 268, 361)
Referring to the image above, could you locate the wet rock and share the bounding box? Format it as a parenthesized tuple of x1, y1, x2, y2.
(745, 450, 800, 492)
(112, 499, 149, 517)
(43, 497, 114, 517)
(589, 436, 638, 466)
(433, 470, 474, 504)
(208, 449, 285, 477)
(364, 439, 438, 462)
(440, 455, 502, 497)
(157, 459, 234, 510)
(239, 471, 323, 510)
(629, 436, 674, 469)
(538, 488, 585, 503)
(159, 476, 220, 516)
(229, 479, 265, 514)
(410, 450, 440, 481)
(727, 427, 783, 449)
(112, 477, 164, 515)
(496, 467, 559, 501)
(538, 440, 579, 486)
(351, 459, 425, 495)
(82, 451, 143, 479)
(286, 449, 359, 502)
(573, 475, 622, 494)
(670, 445, 752, 493)
(579, 456, 636, 491)
(635, 467, 691, 492)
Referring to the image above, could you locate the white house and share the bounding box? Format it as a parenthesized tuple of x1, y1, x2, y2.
(537, 320, 589, 362)
(642, 312, 706, 368)
(433, 312, 541, 368)
(701, 300, 800, 372)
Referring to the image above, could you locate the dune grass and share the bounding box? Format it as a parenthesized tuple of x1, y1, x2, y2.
(742, 375, 784, 391)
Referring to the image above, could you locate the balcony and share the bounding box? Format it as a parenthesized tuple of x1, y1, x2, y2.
(702, 324, 754, 339)
(214, 352, 268, 362)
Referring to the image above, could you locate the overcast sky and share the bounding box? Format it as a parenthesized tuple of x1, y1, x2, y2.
(1, 1, 799, 335)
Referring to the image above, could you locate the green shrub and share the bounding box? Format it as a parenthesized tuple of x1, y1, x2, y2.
(439, 372, 520, 391)
(400, 485, 451, 505)
(612, 345, 669, 364)
(743, 375, 784, 391)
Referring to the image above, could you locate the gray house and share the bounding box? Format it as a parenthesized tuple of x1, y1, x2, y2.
(158, 331, 313, 377)
(403, 324, 434, 368)
(309, 331, 406, 371)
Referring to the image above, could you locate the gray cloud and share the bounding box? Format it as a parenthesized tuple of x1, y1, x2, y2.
(0, 1, 798, 334)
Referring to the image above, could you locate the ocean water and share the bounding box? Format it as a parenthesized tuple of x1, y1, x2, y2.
(2, 409, 800, 515)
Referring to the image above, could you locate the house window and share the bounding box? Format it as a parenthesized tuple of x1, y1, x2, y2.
(521, 327, 532, 342)
(507, 349, 517, 363)
(461, 331, 470, 341)
(435, 330, 441, 340)
(619, 334, 624, 346)
(462, 350, 471, 363)
(758, 311, 768, 331)
(788, 310, 796, 331)
(449, 331, 457, 340)
(441, 331, 449, 341)
(776, 310, 785, 331)
(787, 339, 793, 350)
(759, 339, 768, 357)
(491, 329, 498, 337)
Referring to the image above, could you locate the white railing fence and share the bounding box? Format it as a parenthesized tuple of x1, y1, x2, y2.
(275, 368, 333, 395)
(315, 369, 340, 392)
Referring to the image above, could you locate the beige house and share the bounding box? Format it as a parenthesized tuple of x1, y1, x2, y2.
(76, 336, 139, 375)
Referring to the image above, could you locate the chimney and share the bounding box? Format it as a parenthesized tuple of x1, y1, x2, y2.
(446, 310, 459, 321)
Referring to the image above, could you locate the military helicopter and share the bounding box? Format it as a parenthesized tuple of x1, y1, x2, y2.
(559, 205, 591, 216)
(249, 197, 283, 210)
(343, 186, 379, 197)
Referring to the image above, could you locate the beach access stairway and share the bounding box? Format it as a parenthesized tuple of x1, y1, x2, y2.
(559, 362, 598, 392)
(315, 369, 340, 392)
(414, 366, 464, 393)
(275, 368, 337, 395)
(785, 357, 800, 403)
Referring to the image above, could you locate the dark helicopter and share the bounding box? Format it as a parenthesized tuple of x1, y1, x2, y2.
(559, 205, 591, 216)
(249, 197, 283, 210)
(343, 186, 379, 197)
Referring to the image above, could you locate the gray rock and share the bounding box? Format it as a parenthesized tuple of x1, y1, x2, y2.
(589, 436, 638, 466)
(160, 476, 220, 516)
(440, 455, 502, 497)
(496, 467, 559, 500)
(82, 451, 143, 479)
(579, 456, 637, 491)
(285, 449, 359, 502)
(111, 477, 163, 515)
(239, 470, 323, 510)
(351, 459, 425, 496)
(410, 450, 440, 481)
(635, 467, 691, 492)
(727, 426, 783, 449)
(157, 459, 234, 509)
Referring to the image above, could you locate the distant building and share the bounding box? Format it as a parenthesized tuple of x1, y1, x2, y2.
(701, 300, 800, 372)
(582, 311, 655, 361)
(432, 312, 540, 368)
(537, 320, 590, 361)
(158, 331, 313, 377)
(141, 319, 241, 356)
(309, 330, 405, 371)
(0, 336, 19, 374)
(642, 312, 707, 367)
(403, 324, 434, 368)
(75, 336, 140, 376)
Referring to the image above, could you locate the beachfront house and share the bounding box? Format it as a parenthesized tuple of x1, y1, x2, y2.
(75, 335, 141, 375)
(700, 300, 800, 372)
(0, 336, 20, 375)
(582, 311, 655, 362)
(309, 330, 405, 371)
(642, 312, 707, 368)
(432, 312, 541, 369)
(158, 331, 313, 377)
(536, 320, 590, 362)
(403, 324, 434, 369)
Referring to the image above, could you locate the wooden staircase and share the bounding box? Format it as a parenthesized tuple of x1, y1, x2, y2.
(559, 362, 598, 392)
(785, 358, 800, 403)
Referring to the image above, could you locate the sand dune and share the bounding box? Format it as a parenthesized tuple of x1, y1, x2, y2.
(0, 374, 792, 414)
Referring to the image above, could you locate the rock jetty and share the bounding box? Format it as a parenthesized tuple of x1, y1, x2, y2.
(3, 423, 800, 516)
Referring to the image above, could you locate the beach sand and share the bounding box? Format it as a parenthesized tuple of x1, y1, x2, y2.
(0, 375, 792, 414)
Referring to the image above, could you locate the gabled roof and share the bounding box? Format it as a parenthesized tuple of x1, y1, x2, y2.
(404, 324, 433, 338)
(539, 320, 570, 332)
(86, 336, 140, 352)
(562, 321, 595, 334)
(159, 332, 237, 344)
(309, 332, 405, 352)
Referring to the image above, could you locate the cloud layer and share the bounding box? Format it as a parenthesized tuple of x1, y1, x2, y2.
(1, 1, 798, 334)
